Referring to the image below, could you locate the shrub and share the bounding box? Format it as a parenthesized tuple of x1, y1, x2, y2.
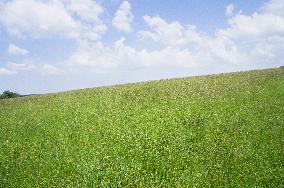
(0, 90, 21, 99)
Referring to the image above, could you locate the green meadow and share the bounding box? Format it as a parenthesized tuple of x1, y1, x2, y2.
(0, 68, 283, 187)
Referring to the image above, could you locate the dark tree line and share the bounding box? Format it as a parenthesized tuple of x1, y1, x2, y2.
(0, 90, 21, 99)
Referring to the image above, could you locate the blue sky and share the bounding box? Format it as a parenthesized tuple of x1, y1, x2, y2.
(0, 0, 283, 94)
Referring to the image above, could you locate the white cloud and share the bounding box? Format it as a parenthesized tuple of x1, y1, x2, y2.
(0, 62, 36, 76)
(138, 15, 203, 46)
(8, 44, 28, 55)
(0, 0, 106, 41)
(140, 11, 284, 51)
(0, 0, 77, 38)
(67, 0, 103, 22)
(66, 0, 107, 40)
(218, 13, 284, 39)
(216, 0, 284, 67)
(7, 62, 35, 71)
(40, 64, 61, 75)
(226, 4, 234, 16)
(262, 0, 284, 17)
(68, 38, 219, 71)
(0, 61, 62, 76)
(138, 15, 240, 64)
(69, 41, 118, 69)
(112, 1, 134, 32)
(219, 1, 284, 40)
(0, 68, 17, 76)
(73, 0, 284, 73)
(248, 35, 284, 65)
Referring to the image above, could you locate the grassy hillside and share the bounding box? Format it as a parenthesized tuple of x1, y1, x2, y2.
(1, 68, 283, 187)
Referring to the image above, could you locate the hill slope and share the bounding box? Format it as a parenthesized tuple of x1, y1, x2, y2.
(1, 68, 284, 187)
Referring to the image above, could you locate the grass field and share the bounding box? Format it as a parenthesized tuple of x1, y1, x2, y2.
(0, 68, 283, 187)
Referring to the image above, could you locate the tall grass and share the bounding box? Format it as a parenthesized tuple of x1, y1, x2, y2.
(1, 68, 283, 187)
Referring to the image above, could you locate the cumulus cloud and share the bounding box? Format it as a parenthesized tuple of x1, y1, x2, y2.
(66, 0, 107, 40)
(217, 0, 284, 67)
(0, 62, 35, 76)
(136, 0, 284, 69)
(73, 0, 284, 73)
(67, 0, 104, 22)
(112, 1, 134, 32)
(218, 13, 284, 39)
(138, 15, 204, 46)
(226, 4, 234, 16)
(0, 68, 17, 76)
(0, 0, 77, 38)
(8, 44, 28, 55)
(6, 62, 35, 71)
(0, 0, 106, 40)
(262, 0, 284, 17)
(139, 15, 185, 45)
(0, 61, 62, 77)
(137, 15, 241, 64)
(68, 37, 224, 71)
(40, 64, 61, 75)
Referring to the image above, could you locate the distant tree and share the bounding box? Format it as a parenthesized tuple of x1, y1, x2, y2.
(0, 90, 21, 99)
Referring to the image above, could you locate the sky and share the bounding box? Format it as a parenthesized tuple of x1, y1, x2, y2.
(0, 0, 284, 94)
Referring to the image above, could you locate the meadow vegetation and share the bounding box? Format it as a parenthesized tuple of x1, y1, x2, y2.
(0, 68, 283, 187)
